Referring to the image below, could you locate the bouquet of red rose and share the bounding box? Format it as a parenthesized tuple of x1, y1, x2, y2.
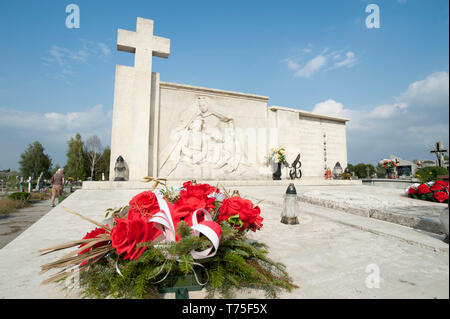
(39, 179, 297, 299)
(383, 160, 397, 169)
(406, 180, 449, 203)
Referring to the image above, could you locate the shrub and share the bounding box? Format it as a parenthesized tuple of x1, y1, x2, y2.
(8, 192, 31, 202)
(0, 197, 29, 214)
(414, 167, 449, 183)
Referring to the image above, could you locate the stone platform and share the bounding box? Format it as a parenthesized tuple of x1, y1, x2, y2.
(291, 185, 447, 234)
(362, 178, 421, 190)
(82, 178, 362, 190)
(0, 184, 447, 299)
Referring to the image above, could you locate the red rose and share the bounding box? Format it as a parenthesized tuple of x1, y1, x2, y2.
(434, 180, 446, 187)
(417, 184, 431, 195)
(128, 191, 161, 220)
(408, 187, 417, 195)
(174, 197, 210, 221)
(78, 227, 108, 265)
(249, 215, 264, 232)
(434, 191, 449, 203)
(182, 181, 192, 188)
(181, 183, 216, 200)
(431, 184, 444, 192)
(111, 217, 161, 260)
(218, 197, 263, 231)
(174, 183, 217, 221)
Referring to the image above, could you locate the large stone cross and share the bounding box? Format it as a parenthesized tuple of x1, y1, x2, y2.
(117, 17, 170, 58)
(115, 18, 170, 180)
(430, 141, 448, 167)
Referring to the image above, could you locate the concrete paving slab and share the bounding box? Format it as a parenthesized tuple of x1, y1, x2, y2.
(0, 186, 448, 299)
(239, 185, 447, 234)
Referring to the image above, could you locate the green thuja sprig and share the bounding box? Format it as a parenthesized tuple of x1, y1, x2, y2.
(78, 218, 298, 299)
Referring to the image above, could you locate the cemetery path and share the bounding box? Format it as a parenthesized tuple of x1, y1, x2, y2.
(0, 199, 52, 249)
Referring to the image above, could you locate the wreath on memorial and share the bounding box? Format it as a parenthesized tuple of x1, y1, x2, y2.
(406, 180, 449, 203)
(39, 178, 297, 299)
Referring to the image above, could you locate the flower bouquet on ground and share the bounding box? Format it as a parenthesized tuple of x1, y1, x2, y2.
(39, 178, 297, 299)
(266, 148, 288, 167)
(266, 148, 289, 180)
(405, 180, 449, 203)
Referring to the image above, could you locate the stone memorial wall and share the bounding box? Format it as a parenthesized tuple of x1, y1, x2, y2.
(109, 17, 349, 181)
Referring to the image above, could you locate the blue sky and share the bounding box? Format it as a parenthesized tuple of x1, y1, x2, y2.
(0, 0, 448, 170)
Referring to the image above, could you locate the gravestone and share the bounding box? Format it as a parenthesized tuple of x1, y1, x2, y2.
(109, 17, 350, 181)
(35, 172, 44, 191)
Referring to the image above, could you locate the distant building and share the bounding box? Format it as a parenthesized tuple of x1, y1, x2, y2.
(417, 159, 449, 169)
(419, 160, 437, 168)
(379, 155, 418, 178)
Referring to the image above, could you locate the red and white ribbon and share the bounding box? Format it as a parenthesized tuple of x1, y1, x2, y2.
(148, 193, 221, 260)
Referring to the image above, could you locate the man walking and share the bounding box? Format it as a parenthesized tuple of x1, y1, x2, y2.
(50, 168, 65, 207)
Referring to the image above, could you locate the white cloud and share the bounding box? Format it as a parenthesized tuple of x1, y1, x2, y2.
(286, 58, 300, 71)
(368, 102, 407, 119)
(43, 45, 88, 68)
(0, 104, 111, 133)
(329, 51, 358, 70)
(43, 40, 112, 84)
(285, 46, 358, 78)
(310, 71, 449, 164)
(295, 54, 328, 78)
(98, 43, 112, 57)
(311, 99, 368, 132)
(0, 104, 112, 168)
(330, 51, 341, 60)
(397, 71, 449, 108)
(312, 99, 351, 118)
(338, 70, 449, 164)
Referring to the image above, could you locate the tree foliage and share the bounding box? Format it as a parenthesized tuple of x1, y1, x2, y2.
(65, 133, 86, 181)
(64, 134, 110, 181)
(347, 163, 375, 179)
(84, 135, 102, 179)
(415, 166, 449, 183)
(94, 146, 110, 180)
(375, 163, 387, 178)
(18, 141, 52, 179)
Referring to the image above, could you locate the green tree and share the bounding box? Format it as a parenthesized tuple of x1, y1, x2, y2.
(348, 163, 375, 179)
(94, 145, 110, 180)
(84, 135, 102, 180)
(65, 133, 86, 181)
(376, 163, 387, 178)
(18, 141, 52, 179)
